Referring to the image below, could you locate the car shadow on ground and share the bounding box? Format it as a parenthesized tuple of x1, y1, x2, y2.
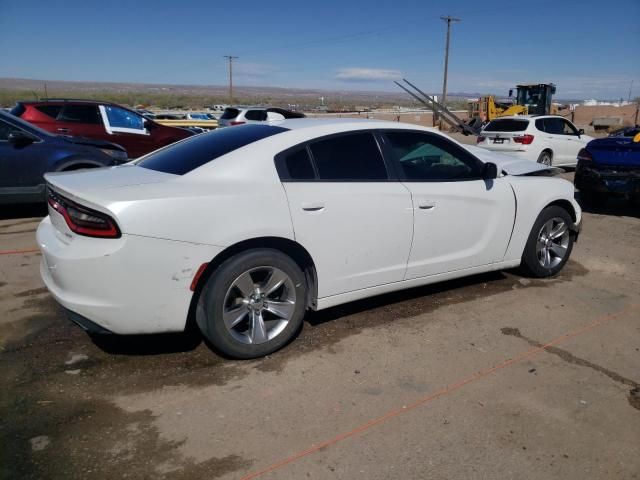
(0, 203, 47, 220)
(90, 328, 203, 356)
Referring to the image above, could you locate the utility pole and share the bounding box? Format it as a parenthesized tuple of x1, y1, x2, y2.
(224, 55, 238, 104)
(439, 15, 460, 129)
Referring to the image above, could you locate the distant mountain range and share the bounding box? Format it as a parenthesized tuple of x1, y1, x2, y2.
(0, 77, 488, 107)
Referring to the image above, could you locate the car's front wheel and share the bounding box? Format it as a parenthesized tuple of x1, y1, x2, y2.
(520, 206, 574, 278)
(197, 249, 307, 359)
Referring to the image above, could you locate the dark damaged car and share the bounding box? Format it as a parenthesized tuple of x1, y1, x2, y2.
(0, 110, 128, 204)
(574, 127, 640, 205)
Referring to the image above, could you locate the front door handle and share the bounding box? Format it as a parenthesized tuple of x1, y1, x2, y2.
(302, 202, 325, 212)
(57, 128, 70, 134)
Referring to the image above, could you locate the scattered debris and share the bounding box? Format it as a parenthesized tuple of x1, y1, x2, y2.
(30, 436, 50, 452)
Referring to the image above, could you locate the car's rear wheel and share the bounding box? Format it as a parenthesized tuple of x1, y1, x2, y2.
(197, 249, 307, 359)
(537, 151, 553, 166)
(520, 206, 574, 278)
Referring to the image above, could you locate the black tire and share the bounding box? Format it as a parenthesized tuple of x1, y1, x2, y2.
(520, 206, 575, 278)
(196, 249, 307, 359)
(537, 151, 553, 166)
(580, 189, 607, 207)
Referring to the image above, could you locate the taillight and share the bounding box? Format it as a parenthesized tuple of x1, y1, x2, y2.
(577, 148, 592, 162)
(513, 134, 534, 145)
(47, 190, 120, 238)
(477, 136, 485, 143)
(230, 121, 246, 126)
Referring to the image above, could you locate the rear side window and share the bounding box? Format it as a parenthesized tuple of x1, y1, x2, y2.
(309, 133, 387, 181)
(221, 108, 240, 119)
(59, 105, 101, 124)
(484, 119, 529, 132)
(245, 110, 267, 121)
(277, 148, 316, 180)
(137, 124, 288, 175)
(35, 105, 63, 119)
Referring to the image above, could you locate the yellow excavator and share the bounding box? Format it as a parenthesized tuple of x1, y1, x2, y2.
(468, 83, 557, 127)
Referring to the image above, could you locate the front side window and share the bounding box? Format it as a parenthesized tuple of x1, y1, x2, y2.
(309, 133, 387, 181)
(100, 105, 145, 134)
(561, 119, 579, 135)
(384, 131, 482, 181)
(542, 118, 565, 135)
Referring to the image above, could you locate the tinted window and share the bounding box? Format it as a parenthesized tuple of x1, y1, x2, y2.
(561, 119, 578, 135)
(278, 148, 316, 180)
(59, 105, 101, 124)
(245, 110, 267, 121)
(35, 105, 63, 119)
(221, 108, 240, 119)
(484, 119, 529, 132)
(542, 118, 565, 135)
(309, 133, 387, 181)
(137, 124, 288, 175)
(385, 131, 482, 181)
(103, 106, 144, 130)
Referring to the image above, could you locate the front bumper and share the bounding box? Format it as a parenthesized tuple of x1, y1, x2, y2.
(575, 162, 640, 195)
(37, 216, 224, 335)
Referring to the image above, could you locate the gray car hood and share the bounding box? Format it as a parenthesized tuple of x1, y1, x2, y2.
(467, 145, 561, 176)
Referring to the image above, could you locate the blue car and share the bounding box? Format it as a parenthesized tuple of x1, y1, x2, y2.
(0, 110, 128, 204)
(574, 126, 640, 206)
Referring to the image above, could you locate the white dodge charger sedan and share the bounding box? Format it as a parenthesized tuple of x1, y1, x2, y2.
(37, 119, 582, 358)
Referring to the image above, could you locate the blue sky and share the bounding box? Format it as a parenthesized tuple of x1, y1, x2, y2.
(0, 0, 638, 99)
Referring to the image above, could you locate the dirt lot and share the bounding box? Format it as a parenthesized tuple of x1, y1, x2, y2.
(1, 173, 639, 480)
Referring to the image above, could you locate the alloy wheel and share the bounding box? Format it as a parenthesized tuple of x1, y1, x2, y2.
(536, 217, 570, 269)
(222, 266, 296, 345)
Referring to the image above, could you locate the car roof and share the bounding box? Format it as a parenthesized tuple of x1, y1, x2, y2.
(19, 99, 118, 107)
(489, 115, 566, 121)
(267, 117, 435, 131)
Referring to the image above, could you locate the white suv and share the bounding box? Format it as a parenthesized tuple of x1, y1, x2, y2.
(218, 107, 305, 127)
(477, 115, 593, 166)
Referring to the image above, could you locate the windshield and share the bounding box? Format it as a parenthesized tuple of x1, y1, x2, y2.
(1, 110, 54, 137)
(136, 124, 288, 175)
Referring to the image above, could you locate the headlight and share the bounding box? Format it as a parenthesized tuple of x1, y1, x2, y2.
(100, 148, 128, 161)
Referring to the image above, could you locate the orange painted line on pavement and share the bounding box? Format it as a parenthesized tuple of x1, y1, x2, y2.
(240, 303, 640, 480)
(0, 248, 40, 256)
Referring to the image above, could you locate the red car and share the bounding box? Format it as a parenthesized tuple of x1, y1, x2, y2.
(11, 100, 193, 158)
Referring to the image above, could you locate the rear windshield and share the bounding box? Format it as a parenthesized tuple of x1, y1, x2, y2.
(220, 108, 240, 119)
(137, 124, 288, 175)
(484, 119, 529, 132)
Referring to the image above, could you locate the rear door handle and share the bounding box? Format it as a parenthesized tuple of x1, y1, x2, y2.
(57, 128, 70, 133)
(418, 201, 436, 210)
(302, 202, 325, 212)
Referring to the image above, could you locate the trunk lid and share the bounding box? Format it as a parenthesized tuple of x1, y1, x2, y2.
(588, 137, 640, 167)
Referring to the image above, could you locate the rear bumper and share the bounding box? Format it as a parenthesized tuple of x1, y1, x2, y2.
(37, 216, 224, 335)
(575, 162, 640, 195)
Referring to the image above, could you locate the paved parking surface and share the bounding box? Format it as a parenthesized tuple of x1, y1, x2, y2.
(1, 179, 639, 480)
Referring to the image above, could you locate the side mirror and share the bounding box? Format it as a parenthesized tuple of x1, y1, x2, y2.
(483, 162, 498, 180)
(578, 128, 585, 136)
(143, 120, 156, 130)
(8, 131, 36, 147)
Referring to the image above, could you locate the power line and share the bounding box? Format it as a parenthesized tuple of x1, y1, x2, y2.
(224, 55, 239, 104)
(439, 15, 461, 128)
